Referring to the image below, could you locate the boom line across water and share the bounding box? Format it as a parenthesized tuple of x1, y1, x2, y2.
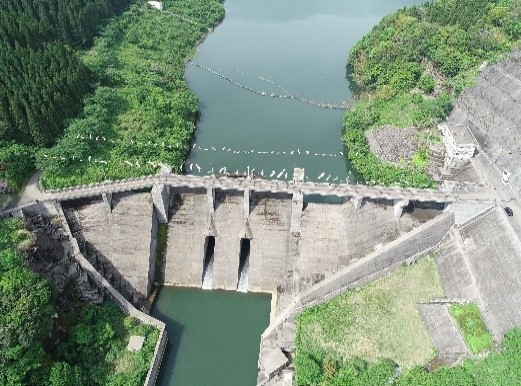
(188, 62, 352, 110)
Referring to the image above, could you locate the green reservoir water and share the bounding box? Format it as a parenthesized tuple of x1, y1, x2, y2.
(152, 288, 271, 386)
(156, 1, 428, 385)
(186, 0, 424, 183)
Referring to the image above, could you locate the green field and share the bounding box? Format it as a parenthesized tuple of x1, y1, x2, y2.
(296, 257, 444, 369)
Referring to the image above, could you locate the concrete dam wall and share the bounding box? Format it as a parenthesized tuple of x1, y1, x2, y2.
(58, 183, 447, 311)
(158, 187, 444, 307)
(63, 192, 157, 305)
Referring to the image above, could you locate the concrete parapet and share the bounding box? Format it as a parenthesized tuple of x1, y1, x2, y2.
(34, 172, 497, 209)
(152, 183, 170, 224)
(290, 190, 303, 234)
(393, 199, 410, 220)
(102, 193, 112, 212)
(54, 203, 167, 386)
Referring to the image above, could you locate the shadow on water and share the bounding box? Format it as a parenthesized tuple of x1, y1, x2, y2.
(345, 62, 362, 96)
(153, 314, 184, 386)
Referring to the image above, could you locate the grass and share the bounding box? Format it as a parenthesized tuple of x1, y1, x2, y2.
(296, 257, 445, 368)
(450, 303, 494, 354)
(155, 223, 168, 284)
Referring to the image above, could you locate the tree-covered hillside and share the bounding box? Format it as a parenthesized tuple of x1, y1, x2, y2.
(0, 217, 158, 386)
(0, 0, 131, 190)
(37, 0, 225, 189)
(342, 0, 521, 188)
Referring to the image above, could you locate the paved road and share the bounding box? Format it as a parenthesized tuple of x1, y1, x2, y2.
(32, 173, 498, 203)
(6, 171, 52, 209)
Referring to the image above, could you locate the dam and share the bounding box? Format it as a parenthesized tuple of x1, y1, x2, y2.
(2, 167, 508, 385)
(3, 1, 520, 385)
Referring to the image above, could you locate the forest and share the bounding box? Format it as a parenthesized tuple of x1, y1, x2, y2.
(36, 0, 225, 189)
(0, 0, 132, 191)
(342, 0, 521, 187)
(0, 218, 158, 386)
(0, 0, 224, 191)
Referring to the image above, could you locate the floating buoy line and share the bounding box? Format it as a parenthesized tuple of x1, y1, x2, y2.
(39, 152, 355, 182)
(40, 133, 353, 182)
(188, 62, 351, 110)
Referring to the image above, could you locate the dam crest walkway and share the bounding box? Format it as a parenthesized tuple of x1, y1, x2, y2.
(2, 171, 499, 216)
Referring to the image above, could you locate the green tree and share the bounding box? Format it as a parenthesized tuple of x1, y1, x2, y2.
(418, 74, 436, 94)
(0, 219, 53, 386)
(48, 362, 85, 386)
(0, 141, 34, 191)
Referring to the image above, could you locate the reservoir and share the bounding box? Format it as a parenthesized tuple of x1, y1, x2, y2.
(155, 0, 426, 385)
(186, 0, 423, 182)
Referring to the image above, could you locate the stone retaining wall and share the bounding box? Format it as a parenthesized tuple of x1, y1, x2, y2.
(55, 203, 167, 386)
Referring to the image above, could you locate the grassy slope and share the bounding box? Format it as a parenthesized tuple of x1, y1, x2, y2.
(296, 257, 444, 368)
(38, 0, 224, 189)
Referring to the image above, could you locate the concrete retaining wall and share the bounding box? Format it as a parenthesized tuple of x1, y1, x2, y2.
(55, 203, 167, 386)
(21, 201, 58, 218)
(263, 211, 455, 339)
(65, 193, 156, 305)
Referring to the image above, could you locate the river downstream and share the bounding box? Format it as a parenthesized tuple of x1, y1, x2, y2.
(155, 1, 426, 385)
(152, 288, 271, 386)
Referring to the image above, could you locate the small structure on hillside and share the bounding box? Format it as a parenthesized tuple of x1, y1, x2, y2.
(439, 123, 476, 174)
(147, 1, 163, 11)
(127, 335, 145, 352)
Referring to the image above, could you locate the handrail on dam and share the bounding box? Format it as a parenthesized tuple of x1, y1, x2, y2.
(12, 172, 496, 206)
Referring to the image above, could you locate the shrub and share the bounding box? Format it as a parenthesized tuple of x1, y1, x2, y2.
(294, 354, 323, 386)
(450, 303, 494, 353)
(418, 74, 436, 94)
